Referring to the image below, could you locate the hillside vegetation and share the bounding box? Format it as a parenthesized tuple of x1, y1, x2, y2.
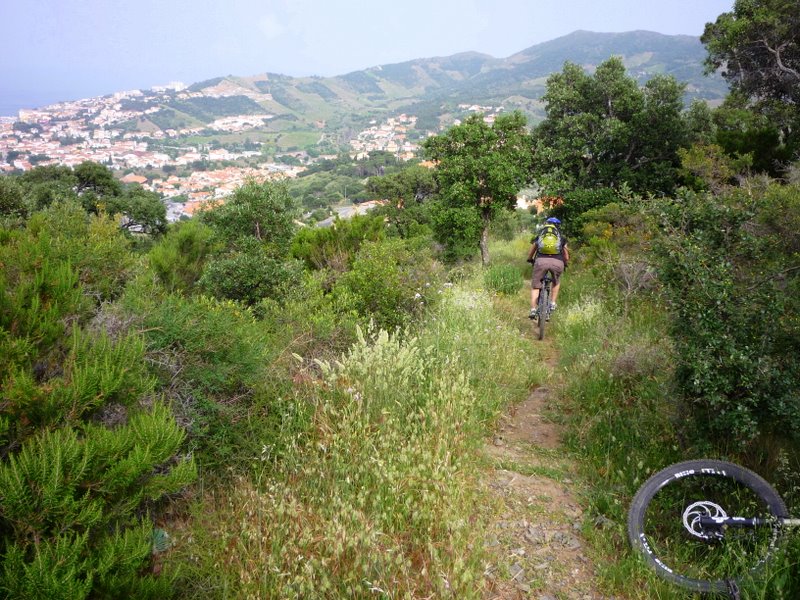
(0, 2, 799, 597)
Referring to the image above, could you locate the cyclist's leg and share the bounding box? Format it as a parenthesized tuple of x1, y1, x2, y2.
(543, 259, 565, 306)
(530, 260, 546, 315)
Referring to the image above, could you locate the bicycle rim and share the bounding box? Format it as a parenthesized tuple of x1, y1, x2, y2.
(628, 460, 787, 593)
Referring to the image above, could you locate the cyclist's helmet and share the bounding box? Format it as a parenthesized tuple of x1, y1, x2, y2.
(546, 217, 561, 225)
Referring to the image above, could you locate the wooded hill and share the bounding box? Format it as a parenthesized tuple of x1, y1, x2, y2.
(160, 30, 727, 131)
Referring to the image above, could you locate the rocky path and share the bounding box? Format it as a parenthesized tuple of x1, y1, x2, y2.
(482, 341, 607, 600)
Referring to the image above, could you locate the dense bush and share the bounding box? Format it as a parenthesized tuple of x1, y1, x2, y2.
(652, 183, 800, 446)
(149, 219, 218, 293)
(547, 187, 619, 240)
(199, 238, 304, 306)
(290, 213, 385, 271)
(333, 238, 442, 330)
(430, 204, 482, 262)
(0, 177, 28, 222)
(0, 205, 195, 598)
(23, 201, 135, 301)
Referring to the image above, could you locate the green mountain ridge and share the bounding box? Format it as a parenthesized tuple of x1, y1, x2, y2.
(125, 30, 727, 149)
(184, 30, 726, 125)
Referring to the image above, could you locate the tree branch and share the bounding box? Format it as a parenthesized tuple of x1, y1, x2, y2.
(746, 264, 800, 291)
(760, 39, 800, 81)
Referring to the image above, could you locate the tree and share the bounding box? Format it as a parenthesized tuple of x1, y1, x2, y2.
(0, 176, 28, 220)
(74, 161, 121, 197)
(702, 0, 800, 107)
(199, 180, 302, 305)
(422, 112, 532, 265)
(532, 57, 687, 195)
(200, 179, 297, 252)
(684, 99, 717, 145)
(366, 164, 437, 206)
(106, 186, 168, 236)
(701, 1, 800, 173)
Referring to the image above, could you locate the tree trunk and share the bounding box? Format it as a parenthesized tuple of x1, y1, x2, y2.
(480, 209, 491, 266)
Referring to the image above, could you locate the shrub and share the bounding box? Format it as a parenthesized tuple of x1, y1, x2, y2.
(0, 177, 28, 221)
(429, 203, 482, 262)
(23, 200, 135, 301)
(290, 213, 385, 270)
(149, 219, 217, 293)
(549, 187, 619, 240)
(0, 406, 195, 599)
(333, 238, 442, 330)
(652, 184, 800, 445)
(0, 210, 195, 597)
(199, 238, 304, 306)
(138, 294, 278, 467)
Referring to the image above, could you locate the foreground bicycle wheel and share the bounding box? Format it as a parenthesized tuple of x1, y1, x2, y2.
(627, 460, 788, 594)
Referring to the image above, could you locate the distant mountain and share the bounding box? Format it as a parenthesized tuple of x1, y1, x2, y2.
(10, 30, 726, 156)
(170, 30, 725, 132)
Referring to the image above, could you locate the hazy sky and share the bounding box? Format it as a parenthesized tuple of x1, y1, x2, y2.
(1, 0, 733, 115)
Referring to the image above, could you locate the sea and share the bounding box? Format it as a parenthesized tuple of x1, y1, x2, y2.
(0, 90, 87, 118)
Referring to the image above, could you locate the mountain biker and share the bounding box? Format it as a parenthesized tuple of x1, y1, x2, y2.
(527, 217, 569, 320)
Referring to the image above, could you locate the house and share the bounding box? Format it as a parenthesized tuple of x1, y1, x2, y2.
(120, 173, 147, 185)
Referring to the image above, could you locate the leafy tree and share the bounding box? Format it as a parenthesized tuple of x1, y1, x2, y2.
(18, 165, 76, 186)
(199, 180, 302, 305)
(710, 93, 796, 175)
(702, 1, 800, 173)
(0, 176, 28, 220)
(532, 57, 687, 195)
(702, 0, 800, 107)
(200, 179, 297, 252)
(107, 186, 168, 236)
(422, 112, 532, 265)
(74, 161, 121, 199)
(366, 164, 437, 205)
(684, 99, 717, 145)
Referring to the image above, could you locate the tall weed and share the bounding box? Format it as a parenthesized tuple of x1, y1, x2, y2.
(168, 276, 541, 598)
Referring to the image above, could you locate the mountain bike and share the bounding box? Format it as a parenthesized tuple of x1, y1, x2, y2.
(534, 269, 554, 340)
(627, 459, 800, 598)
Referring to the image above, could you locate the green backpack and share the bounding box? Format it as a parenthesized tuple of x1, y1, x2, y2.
(536, 223, 562, 255)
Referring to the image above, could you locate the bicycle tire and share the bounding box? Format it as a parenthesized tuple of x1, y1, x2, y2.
(537, 284, 548, 340)
(627, 459, 788, 594)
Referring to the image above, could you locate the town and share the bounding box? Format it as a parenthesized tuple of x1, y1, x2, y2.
(0, 85, 505, 220)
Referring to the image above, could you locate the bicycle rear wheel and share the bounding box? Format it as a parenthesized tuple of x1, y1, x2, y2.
(627, 460, 788, 594)
(537, 284, 548, 340)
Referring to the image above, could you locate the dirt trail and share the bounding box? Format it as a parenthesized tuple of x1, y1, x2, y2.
(482, 338, 608, 600)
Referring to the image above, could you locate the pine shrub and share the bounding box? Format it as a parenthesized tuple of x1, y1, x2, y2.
(0, 204, 196, 597)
